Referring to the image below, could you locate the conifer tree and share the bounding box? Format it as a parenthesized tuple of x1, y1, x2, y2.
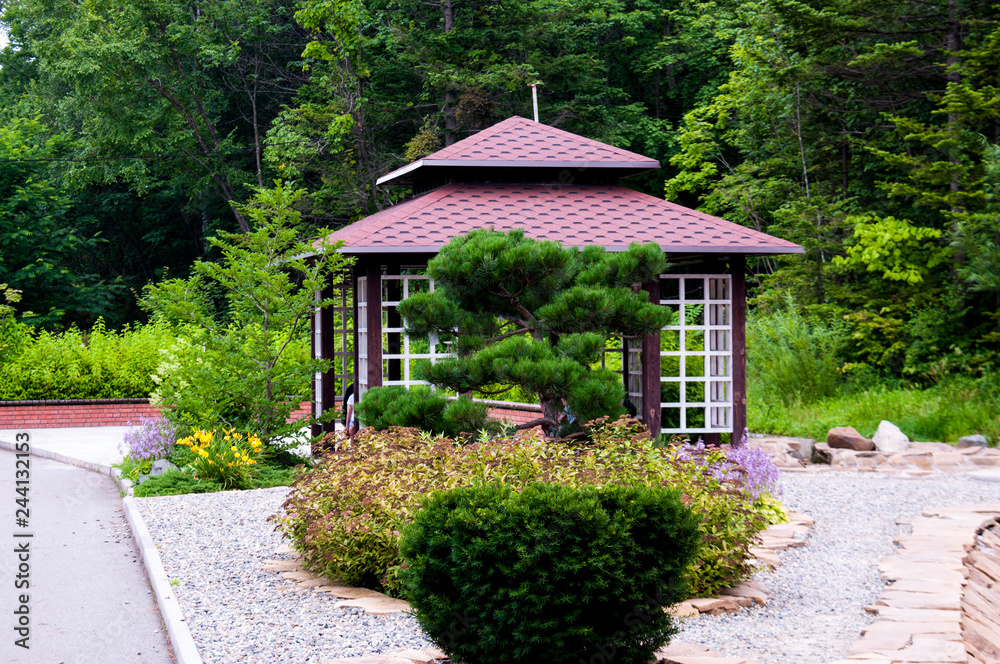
(397, 228, 673, 437)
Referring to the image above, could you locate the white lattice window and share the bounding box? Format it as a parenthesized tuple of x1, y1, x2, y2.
(380, 275, 447, 389)
(357, 276, 369, 399)
(659, 274, 733, 434)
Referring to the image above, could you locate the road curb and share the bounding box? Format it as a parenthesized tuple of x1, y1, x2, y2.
(0, 437, 203, 664)
(123, 496, 204, 664)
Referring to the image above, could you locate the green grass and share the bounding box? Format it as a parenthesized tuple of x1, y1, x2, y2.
(749, 380, 1000, 444)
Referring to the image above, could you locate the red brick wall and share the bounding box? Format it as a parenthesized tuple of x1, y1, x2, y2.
(0, 400, 161, 429)
(0, 400, 314, 429)
(487, 404, 542, 427)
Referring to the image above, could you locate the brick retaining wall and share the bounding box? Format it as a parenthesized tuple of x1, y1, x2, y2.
(0, 399, 313, 429)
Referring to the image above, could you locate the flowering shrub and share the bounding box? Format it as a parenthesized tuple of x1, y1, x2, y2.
(120, 417, 178, 462)
(117, 417, 179, 480)
(275, 416, 775, 598)
(176, 428, 263, 489)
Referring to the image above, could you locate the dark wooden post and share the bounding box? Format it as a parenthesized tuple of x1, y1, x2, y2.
(310, 279, 322, 440)
(366, 260, 383, 390)
(731, 254, 747, 445)
(319, 282, 338, 434)
(642, 279, 661, 440)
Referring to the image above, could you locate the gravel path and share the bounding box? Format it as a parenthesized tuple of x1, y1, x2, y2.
(676, 471, 999, 663)
(136, 471, 1000, 664)
(135, 488, 433, 663)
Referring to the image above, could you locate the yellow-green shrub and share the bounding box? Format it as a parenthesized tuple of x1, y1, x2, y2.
(274, 417, 773, 597)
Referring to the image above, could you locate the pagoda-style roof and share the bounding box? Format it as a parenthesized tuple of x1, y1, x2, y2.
(326, 183, 804, 255)
(377, 116, 660, 187)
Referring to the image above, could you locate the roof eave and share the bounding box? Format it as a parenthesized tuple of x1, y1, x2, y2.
(376, 159, 662, 186)
(335, 244, 805, 256)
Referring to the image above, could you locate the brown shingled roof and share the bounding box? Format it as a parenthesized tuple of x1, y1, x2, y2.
(325, 184, 804, 255)
(377, 117, 660, 185)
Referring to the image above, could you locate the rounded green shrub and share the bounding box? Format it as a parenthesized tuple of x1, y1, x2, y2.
(400, 482, 701, 664)
(354, 385, 488, 438)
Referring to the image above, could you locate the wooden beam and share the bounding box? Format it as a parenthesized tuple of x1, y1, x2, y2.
(731, 254, 747, 445)
(366, 260, 383, 391)
(642, 279, 661, 440)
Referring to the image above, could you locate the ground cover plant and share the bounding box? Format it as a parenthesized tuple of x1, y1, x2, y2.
(275, 417, 780, 598)
(400, 482, 701, 664)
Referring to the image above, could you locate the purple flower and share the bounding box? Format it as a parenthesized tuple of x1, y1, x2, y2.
(673, 437, 782, 500)
(119, 417, 178, 462)
(725, 443, 783, 499)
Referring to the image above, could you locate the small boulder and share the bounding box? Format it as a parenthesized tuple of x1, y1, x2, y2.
(150, 459, 180, 476)
(827, 426, 874, 451)
(958, 434, 988, 448)
(811, 442, 833, 464)
(872, 420, 910, 454)
(137, 474, 149, 485)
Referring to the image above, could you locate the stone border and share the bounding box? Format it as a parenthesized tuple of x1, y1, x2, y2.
(747, 436, 1000, 474)
(0, 438, 203, 664)
(828, 503, 1000, 664)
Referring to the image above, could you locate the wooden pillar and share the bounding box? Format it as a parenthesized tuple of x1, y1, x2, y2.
(319, 282, 338, 434)
(310, 280, 322, 440)
(366, 260, 383, 391)
(642, 279, 661, 440)
(731, 254, 747, 445)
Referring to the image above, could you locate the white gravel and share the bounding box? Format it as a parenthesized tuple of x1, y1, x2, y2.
(676, 470, 1000, 663)
(134, 488, 433, 664)
(135, 471, 1000, 664)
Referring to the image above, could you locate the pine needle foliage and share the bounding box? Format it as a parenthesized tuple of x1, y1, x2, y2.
(399, 482, 701, 664)
(397, 229, 673, 436)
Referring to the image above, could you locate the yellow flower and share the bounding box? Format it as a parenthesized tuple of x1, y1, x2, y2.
(231, 446, 238, 452)
(197, 449, 209, 458)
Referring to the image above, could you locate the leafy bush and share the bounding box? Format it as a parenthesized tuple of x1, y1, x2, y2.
(746, 305, 846, 407)
(400, 482, 701, 664)
(0, 319, 170, 400)
(354, 385, 489, 438)
(175, 428, 264, 489)
(275, 417, 772, 598)
(142, 183, 352, 447)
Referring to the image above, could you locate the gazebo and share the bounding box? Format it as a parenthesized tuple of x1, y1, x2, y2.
(311, 116, 803, 441)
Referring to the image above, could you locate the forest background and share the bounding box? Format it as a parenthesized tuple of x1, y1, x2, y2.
(0, 0, 997, 442)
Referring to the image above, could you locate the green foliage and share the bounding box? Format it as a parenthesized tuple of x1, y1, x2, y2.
(0, 319, 170, 400)
(275, 417, 772, 598)
(353, 386, 489, 438)
(141, 182, 353, 447)
(0, 116, 116, 326)
(400, 482, 701, 664)
(749, 375, 1000, 444)
(396, 229, 672, 437)
(745, 304, 846, 407)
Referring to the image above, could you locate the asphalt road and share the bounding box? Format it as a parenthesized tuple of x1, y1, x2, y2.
(0, 448, 174, 664)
